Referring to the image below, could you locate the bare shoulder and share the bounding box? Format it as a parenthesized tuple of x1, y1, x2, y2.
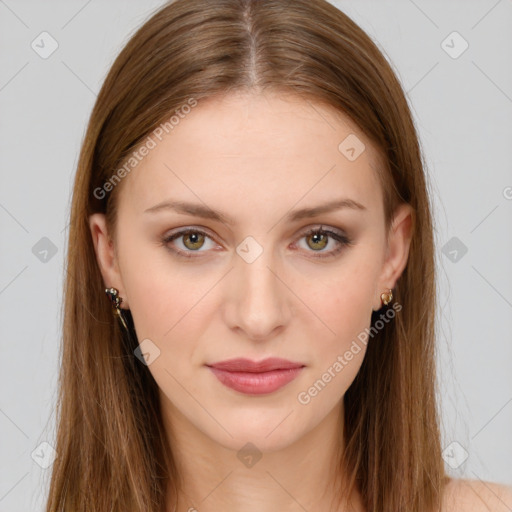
(442, 477, 512, 512)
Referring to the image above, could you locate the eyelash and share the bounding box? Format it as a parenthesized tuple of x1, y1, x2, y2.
(161, 225, 353, 260)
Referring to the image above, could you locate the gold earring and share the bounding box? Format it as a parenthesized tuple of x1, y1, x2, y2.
(380, 288, 393, 306)
(104, 287, 129, 331)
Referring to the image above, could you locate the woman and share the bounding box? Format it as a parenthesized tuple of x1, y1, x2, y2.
(45, 0, 512, 510)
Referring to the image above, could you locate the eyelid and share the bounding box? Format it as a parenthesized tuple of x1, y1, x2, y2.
(163, 225, 217, 241)
(161, 226, 221, 257)
(161, 224, 352, 259)
(291, 225, 352, 259)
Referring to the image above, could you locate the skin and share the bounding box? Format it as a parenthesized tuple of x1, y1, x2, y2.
(443, 479, 512, 512)
(90, 90, 419, 511)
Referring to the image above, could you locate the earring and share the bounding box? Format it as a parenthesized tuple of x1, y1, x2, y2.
(380, 288, 393, 306)
(104, 287, 129, 331)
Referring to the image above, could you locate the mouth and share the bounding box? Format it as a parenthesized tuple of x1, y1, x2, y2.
(206, 357, 305, 395)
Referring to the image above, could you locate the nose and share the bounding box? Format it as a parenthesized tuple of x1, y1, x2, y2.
(224, 246, 291, 342)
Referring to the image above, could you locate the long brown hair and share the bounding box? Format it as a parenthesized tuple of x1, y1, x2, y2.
(45, 0, 448, 510)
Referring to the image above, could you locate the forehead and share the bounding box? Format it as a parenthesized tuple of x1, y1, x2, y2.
(119, 91, 384, 217)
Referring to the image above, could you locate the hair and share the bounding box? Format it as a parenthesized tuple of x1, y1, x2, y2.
(45, 0, 450, 510)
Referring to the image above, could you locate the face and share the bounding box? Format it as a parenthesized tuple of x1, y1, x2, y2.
(90, 90, 412, 453)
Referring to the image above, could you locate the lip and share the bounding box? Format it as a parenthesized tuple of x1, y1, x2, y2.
(206, 358, 305, 395)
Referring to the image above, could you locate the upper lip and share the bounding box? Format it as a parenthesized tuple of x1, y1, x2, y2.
(207, 357, 305, 372)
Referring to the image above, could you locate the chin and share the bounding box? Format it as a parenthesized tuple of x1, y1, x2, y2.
(197, 406, 305, 453)
(213, 427, 301, 455)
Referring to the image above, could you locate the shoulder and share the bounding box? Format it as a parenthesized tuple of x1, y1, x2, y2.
(442, 477, 512, 512)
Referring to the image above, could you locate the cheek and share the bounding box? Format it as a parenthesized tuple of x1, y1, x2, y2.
(117, 235, 196, 342)
(312, 262, 377, 341)
(118, 240, 221, 390)
(301, 260, 377, 389)
(295, 291, 372, 412)
(123, 257, 205, 402)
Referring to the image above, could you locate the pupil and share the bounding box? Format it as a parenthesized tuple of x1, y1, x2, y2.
(185, 232, 203, 250)
(310, 233, 326, 250)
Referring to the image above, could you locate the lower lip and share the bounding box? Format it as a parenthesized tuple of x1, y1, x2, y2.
(207, 366, 304, 395)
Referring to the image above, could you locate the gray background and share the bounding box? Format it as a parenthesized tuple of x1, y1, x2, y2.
(1, 0, 511, 510)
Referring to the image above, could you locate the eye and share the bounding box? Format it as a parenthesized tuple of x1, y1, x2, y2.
(162, 228, 218, 258)
(162, 225, 353, 260)
(293, 225, 353, 259)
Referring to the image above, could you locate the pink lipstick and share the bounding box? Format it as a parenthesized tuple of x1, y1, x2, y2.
(206, 357, 304, 395)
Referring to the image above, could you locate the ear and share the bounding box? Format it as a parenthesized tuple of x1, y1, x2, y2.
(373, 203, 414, 311)
(89, 213, 129, 309)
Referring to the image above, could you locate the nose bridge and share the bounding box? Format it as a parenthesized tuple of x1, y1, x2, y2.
(227, 235, 289, 339)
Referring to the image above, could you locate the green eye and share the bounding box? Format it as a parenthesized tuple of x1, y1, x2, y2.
(162, 228, 214, 258)
(298, 226, 352, 258)
(306, 231, 329, 251)
(162, 225, 353, 259)
(181, 231, 206, 250)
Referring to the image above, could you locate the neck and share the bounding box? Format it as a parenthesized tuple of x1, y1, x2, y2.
(160, 396, 363, 512)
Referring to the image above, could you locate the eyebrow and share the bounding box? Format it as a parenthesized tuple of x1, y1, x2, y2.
(144, 197, 366, 225)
